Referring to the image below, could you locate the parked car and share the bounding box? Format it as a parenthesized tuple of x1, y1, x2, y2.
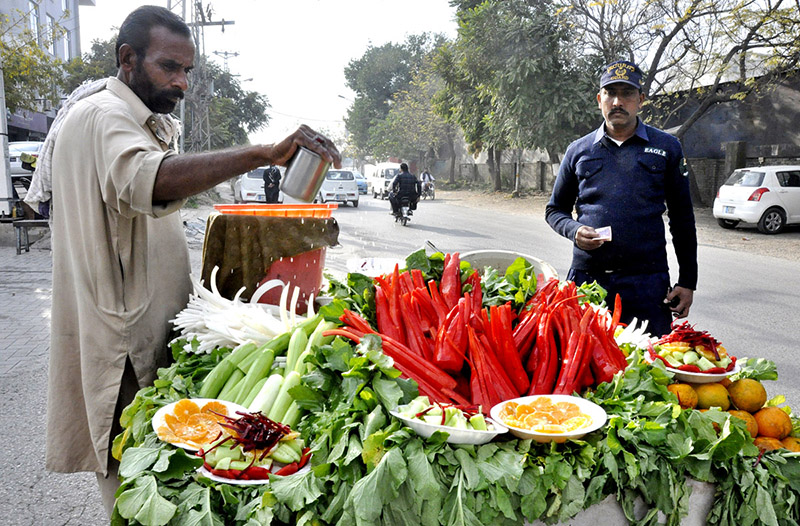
(353, 171, 368, 194)
(8, 141, 44, 175)
(316, 169, 359, 206)
(233, 167, 284, 203)
(712, 165, 800, 234)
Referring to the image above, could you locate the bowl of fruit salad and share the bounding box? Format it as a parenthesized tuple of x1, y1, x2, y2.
(646, 321, 738, 383)
(390, 396, 507, 445)
(490, 394, 607, 443)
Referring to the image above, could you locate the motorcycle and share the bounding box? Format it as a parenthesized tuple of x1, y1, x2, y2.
(421, 180, 435, 200)
(394, 196, 413, 226)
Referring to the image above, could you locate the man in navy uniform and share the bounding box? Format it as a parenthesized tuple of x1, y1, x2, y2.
(545, 60, 697, 336)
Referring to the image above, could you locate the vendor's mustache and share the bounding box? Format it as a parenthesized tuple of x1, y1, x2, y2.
(609, 108, 628, 116)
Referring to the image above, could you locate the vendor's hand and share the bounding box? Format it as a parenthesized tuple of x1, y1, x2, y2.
(265, 125, 342, 168)
(666, 286, 693, 319)
(574, 225, 606, 250)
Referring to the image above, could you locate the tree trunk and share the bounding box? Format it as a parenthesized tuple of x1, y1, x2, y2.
(488, 147, 503, 191)
(447, 135, 456, 184)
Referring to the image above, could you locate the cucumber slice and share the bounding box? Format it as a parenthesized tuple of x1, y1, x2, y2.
(468, 414, 488, 431)
(664, 355, 682, 368)
(683, 350, 699, 364)
(215, 456, 232, 470)
(696, 357, 715, 371)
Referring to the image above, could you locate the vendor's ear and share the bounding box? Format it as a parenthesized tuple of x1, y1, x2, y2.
(118, 43, 138, 73)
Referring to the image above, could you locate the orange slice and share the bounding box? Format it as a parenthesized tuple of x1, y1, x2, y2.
(173, 399, 200, 422)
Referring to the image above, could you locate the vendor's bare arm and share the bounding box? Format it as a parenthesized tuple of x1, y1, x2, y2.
(152, 125, 341, 203)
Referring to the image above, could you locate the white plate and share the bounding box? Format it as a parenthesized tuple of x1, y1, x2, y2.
(489, 395, 607, 443)
(644, 353, 740, 384)
(197, 462, 310, 485)
(389, 410, 507, 445)
(152, 398, 248, 451)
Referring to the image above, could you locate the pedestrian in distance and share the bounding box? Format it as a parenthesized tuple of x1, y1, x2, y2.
(545, 60, 697, 337)
(30, 5, 340, 518)
(388, 162, 421, 217)
(263, 165, 282, 203)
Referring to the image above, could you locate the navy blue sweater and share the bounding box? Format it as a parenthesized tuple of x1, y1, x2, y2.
(545, 120, 698, 289)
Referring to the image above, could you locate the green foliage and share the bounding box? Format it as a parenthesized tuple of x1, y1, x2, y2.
(435, 0, 599, 157)
(1, 10, 68, 114)
(344, 34, 444, 159)
(63, 37, 117, 91)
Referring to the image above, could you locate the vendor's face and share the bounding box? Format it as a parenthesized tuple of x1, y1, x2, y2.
(597, 82, 644, 134)
(128, 26, 195, 114)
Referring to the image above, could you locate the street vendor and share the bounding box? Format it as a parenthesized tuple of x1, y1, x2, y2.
(545, 60, 697, 336)
(38, 5, 340, 517)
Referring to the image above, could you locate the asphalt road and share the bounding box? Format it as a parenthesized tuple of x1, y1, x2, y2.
(1, 188, 798, 525)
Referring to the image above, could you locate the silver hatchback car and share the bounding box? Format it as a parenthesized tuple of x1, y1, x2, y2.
(713, 165, 800, 234)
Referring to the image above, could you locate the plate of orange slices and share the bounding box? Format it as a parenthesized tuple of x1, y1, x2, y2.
(490, 395, 607, 443)
(153, 398, 247, 451)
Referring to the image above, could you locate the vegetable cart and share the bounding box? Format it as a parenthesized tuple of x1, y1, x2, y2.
(112, 247, 800, 526)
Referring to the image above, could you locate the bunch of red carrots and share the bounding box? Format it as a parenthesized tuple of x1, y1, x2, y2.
(324, 253, 629, 409)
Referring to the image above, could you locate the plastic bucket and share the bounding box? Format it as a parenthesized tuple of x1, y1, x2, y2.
(212, 203, 337, 313)
(255, 248, 327, 314)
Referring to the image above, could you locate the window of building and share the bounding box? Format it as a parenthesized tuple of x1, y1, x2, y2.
(62, 31, 71, 60)
(28, 1, 39, 37)
(47, 15, 56, 55)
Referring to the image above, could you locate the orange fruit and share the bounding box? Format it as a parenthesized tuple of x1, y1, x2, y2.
(695, 383, 731, 410)
(667, 383, 698, 409)
(754, 407, 793, 440)
(727, 379, 767, 413)
(728, 410, 759, 438)
(720, 378, 732, 388)
(754, 436, 785, 452)
(201, 400, 228, 416)
(173, 399, 200, 422)
(781, 437, 800, 452)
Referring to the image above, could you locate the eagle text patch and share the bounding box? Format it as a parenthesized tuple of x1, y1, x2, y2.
(644, 147, 667, 157)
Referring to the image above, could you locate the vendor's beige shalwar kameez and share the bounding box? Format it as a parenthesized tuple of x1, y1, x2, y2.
(45, 77, 192, 474)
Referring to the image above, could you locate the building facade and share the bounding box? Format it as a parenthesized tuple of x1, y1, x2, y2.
(1, 0, 95, 140)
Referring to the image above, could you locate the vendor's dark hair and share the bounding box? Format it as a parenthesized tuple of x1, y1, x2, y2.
(400, 162, 409, 171)
(116, 6, 192, 67)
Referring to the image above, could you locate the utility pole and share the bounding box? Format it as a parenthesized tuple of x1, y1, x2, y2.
(0, 64, 13, 216)
(187, 2, 234, 152)
(212, 50, 239, 72)
(167, 0, 188, 152)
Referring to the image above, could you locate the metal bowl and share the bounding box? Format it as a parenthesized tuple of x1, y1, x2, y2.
(280, 146, 330, 202)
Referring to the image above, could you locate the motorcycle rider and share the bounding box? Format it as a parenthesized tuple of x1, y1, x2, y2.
(388, 162, 421, 217)
(420, 169, 435, 197)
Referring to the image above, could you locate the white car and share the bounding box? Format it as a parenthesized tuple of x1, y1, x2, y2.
(713, 165, 800, 234)
(233, 167, 283, 203)
(8, 141, 44, 175)
(316, 169, 359, 206)
(367, 162, 401, 199)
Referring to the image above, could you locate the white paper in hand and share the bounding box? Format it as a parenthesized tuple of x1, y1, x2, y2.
(595, 226, 612, 241)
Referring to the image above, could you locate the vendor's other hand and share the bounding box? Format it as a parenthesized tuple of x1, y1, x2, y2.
(575, 225, 606, 250)
(266, 125, 342, 168)
(666, 286, 693, 319)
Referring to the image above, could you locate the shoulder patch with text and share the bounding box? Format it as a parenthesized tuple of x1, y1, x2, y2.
(644, 147, 667, 157)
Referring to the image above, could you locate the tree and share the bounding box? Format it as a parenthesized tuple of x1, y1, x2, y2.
(558, 0, 800, 139)
(436, 0, 600, 189)
(371, 53, 457, 170)
(343, 34, 442, 158)
(1, 9, 68, 114)
(63, 37, 116, 92)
